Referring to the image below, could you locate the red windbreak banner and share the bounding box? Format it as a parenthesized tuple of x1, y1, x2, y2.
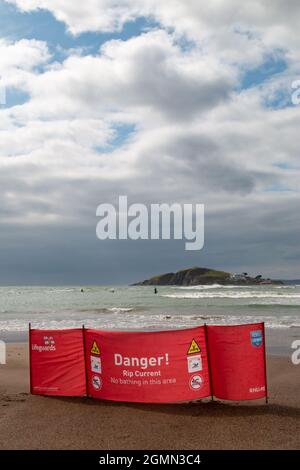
(30, 328, 86, 396)
(207, 323, 267, 401)
(84, 327, 211, 403)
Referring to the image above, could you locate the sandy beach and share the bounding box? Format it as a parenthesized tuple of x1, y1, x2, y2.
(0, 341, 299, 450)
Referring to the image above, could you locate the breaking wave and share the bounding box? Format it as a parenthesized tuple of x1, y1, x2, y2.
(162, 292, 300, 299)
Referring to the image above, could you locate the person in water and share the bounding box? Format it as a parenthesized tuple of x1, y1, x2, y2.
(154, 288, 158, 294)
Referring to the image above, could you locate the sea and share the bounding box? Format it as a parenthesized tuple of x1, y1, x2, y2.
(0, 283, 299, 334)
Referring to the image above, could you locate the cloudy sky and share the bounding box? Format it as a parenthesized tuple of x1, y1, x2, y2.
(0, 0, 299, 284)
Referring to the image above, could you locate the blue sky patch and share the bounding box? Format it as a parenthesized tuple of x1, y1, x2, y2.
(0, 2, 158, 61)
(240, 53, 287, 90)
(265, 184, 293, 192)
(263, 88, 294, 110)
(273, 162, 291, 170)
(95, 123, 136, 153)
(2, 87, 29, 108)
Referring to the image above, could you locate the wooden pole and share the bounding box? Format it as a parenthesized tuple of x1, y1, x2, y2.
(29, 323, 33, 395)
(262, 322, 268, 404)
(82, 325, 89, 397)
(204, 324, 214, 402)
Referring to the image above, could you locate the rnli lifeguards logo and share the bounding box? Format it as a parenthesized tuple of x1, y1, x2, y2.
(250, 330, 263, 347)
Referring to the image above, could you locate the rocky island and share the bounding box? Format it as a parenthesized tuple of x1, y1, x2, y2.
(133, 267, 284, 286)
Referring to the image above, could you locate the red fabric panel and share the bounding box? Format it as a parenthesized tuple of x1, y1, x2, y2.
(207, 323, 267, 401)
(30, 328, 86, 396)
(84, 327, 211, 403)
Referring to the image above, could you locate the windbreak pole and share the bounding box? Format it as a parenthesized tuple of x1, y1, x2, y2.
(82, 325, 89, 397)
(29, 323, 33, 395)
(262, 322, 268, 404)
(204, 323, 214, 402)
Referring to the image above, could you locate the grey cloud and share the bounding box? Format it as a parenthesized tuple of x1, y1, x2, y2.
(16, 30, 234, 123)
(0, 4, 300, 282)
(1, 192, 300, 285)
